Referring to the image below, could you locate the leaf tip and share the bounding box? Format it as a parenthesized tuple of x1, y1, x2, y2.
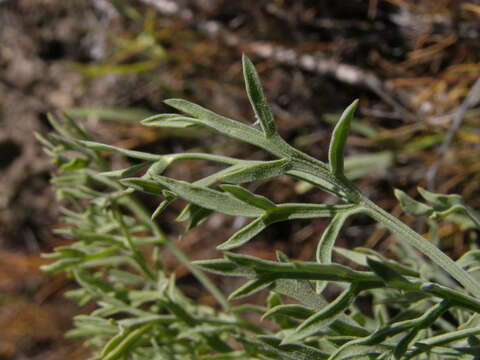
(163, 98, 182, 108)
(328, 99, 360, 177)
(216, 239, 238, 251)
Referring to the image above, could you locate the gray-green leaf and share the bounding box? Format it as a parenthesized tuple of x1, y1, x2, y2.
(394, 189, 433, 216)
(242, 54, 277, 138)
(328, 100, 359, 177)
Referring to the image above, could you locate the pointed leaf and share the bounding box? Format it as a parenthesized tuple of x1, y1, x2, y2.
(420, 283, 480, 312)
(367, 258, 412, 289)
(283, 284, 360, 343)
(141, 113, 198, 128)
(330, 342, 391, 360)
(120, 178, 166, 195)
(217, 217, 267, 250)
(418, 187, 463, 209)
(164, 99, 286, 156)
(394, 189, 433, 216)
(148, 176, 264, 217)
(411, 327, 480, 357)
(268, 203, 357, 222)
(242, 54, 276, 137)
(100, 161, 154, 178)
(222, 158, 292, 184)
(151, 197, 175, 220)
(228, 278, 272, 300)
(79, 140, 162, 161)
(262, 304, 315, 321)
(328, 100, 359, 177)
(256, 336, 329, 360)
(219, 184, 275, 210)
(316, 208, 363, 292)
(176, 203, 213, 230)
(102, 322, 155, 360)
(193, 258, 255, 277)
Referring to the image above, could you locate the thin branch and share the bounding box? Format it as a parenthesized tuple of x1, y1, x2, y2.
(135, 0, 417, 121)
(426, 78, 480, 190)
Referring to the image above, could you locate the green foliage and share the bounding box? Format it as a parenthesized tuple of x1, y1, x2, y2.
(40, 56, 480, 359)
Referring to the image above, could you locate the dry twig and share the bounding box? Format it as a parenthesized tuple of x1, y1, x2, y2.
(426, 78, 480, 190)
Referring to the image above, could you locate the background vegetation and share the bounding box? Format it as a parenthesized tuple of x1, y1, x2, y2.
(1, 0, 480, 358)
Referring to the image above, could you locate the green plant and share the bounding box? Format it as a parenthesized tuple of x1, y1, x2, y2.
(39, 56, 480, 359)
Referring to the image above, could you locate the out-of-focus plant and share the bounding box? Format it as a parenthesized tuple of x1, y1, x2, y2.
(69, 8, 167, 77)
(39, 56, 480, 359)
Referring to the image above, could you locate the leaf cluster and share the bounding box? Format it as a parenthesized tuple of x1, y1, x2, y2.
(39, 56, 480, 359)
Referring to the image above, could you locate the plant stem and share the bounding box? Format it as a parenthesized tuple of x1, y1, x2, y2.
(283, 146, 480, 298)
(121, 191, 231, 311)
(362, 197, 480, 298)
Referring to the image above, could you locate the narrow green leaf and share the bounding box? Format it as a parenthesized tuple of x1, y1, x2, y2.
(99, 161, 154, 178)
(102, 322, 155, 360)
(79, 140, 162, 161)
(272, 278, 327, 310)
(193, 258, 255, 277)
(394, 328, 419, 360)
(420, 283, 480, 312)
(328, 100, 359, 177)
(228, 278, 272, 300)
(287, 169, 349, 201)
(367, 258, 412, 289)
(329, 342, 391, 360)
(267, 292, 282, 308)
(418, 187, 463, 209)
(219, 184, 276, 210)
(176, 203, 213, 230)
(144, 158, 170, 177)
(148, 176, 264, 217)
(316, 208, 363, 292)
(40, 258, 82, 273)
(334, 247, 370, 266)
(174, 164, 251, 226)
(101, 327, 133, 358)
(283, 283, 360, 344)
(163, 296, 196, 326)
(141, 113, 198, 128)
(225, 252, 381, 283)
(262, 304, 315, 321)
(163, 99, 289, 157)
(242, 54, 277, 138)
(120, 178, 166, 195)
(222, 158, 292, 184)
(65, 106, 154, 124)
(268, 203, 357, 222)
(217, 217, 266, 250)
(257, 336, 330, 360)
(411, 327, 480, 357)
(151, 196, 175, 220)
(393, 301, 451, 359)
(59, 112, 90, 139)
(457, 250, 480, 268)
(394, 189, 433, 216)
(60, 158, 89, 171)
(363, 202, 480, 298)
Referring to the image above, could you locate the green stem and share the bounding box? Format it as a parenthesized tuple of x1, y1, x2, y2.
(90, 170, 231, 311)
(166, 152, 246, 165)
(362, 197, 480, 298)
(279, 148, 480, 298)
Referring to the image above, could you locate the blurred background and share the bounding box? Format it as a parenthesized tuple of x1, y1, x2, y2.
(1, 0, 480, 358)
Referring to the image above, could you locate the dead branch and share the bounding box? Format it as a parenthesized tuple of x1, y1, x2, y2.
(426, 77, 480, 190)
(135, 0, 417, 121)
